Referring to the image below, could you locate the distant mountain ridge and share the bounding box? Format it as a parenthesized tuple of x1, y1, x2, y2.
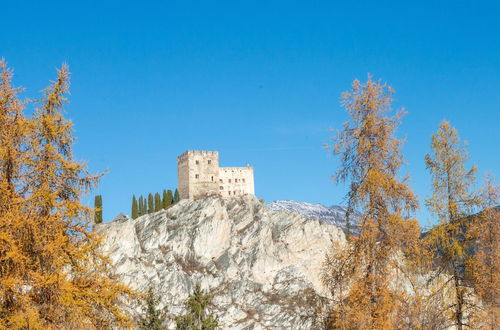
(267, 200, 359, 234)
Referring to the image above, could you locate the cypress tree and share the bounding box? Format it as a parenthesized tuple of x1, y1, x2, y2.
(132, 195, 138, 219)
(162, 190, 166, 209)
(137, 196, 142, 216)
(98, 195, 103, 223)
(140, 196, 145, 216)
(161, 190, 168, 209)
(94, 195, 103, 224)
(166, 190, 173, 208)
(173, 189, 180, 204)
(154, 192, 161, 212)
(148, 193, 154, 214)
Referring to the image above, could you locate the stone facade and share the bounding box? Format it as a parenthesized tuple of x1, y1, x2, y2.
(177, 150, 254, 199)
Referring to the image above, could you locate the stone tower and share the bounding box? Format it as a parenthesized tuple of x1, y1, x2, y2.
(177, 150, 220, 200)
(177, 150, 254, 199)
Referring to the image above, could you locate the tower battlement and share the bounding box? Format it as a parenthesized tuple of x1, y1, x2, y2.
(177, 150, 254, 199)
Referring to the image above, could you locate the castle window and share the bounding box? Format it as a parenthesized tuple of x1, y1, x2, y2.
(195, 174, 199, 179)
(228, 191, 231, 195)
(211, 176, 214, 181)
(242, 178, 245, 183)
(219, 179, 223, 183)
(208, 160, 212, 164)
(235, 179, 238, 183)
(220, 186, 223, 190)
(228, 179, 231, 183)
(195, 160, 199, 165)
(234, 191, 237, 195)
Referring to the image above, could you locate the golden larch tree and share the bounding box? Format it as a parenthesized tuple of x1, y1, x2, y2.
(0, 59, 34, 327)
(466, 173, 499, 329)
(0, 62, 135, 329)
(424, 120, 482, 329)
(322, 76, 420, 329)
(0, 59, 30, 203)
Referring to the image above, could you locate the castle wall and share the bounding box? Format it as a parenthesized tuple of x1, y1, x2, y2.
(177, 152, 190, 199)
(218, 166, 254, 198)
(178, 150, 254, 199)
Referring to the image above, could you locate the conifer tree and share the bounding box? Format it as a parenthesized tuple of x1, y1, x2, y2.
(0, 59, 30, 206)
(94, 195, 103, 223)
(467, 173, 500, 328)
(138, 195, 144, 216)
(175, 283, 219, 329)
(424, 120, 482, 329)
(155, 192, 161, 212)
(162, 189, 167, 209)
(162, 189, 170, 209)
(137, 196, 141, 216)
(173, 188, 180, 203)
(138, 287, 168, 330)
(0, 63, 133, 328)
(132, 195, 139, 219)
(166, 190, 173, 208)
(0, 60, 32, 326)
(148, 193, 154, 214)
(322, 76, 420, 329)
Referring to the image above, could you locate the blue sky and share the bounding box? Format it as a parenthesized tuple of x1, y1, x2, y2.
(2, 0, 499, 227)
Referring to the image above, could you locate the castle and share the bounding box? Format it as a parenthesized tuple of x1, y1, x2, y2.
(177, 150, 255, 199)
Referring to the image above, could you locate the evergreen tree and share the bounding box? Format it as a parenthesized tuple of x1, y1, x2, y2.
(138, 196, 144, 216)
(137, 196, 142, 216)
(132, 195, 138, 219)
(162, 189, 170, 209)
(138, 287, 168, 330)
(0, 62, 133, 328)
(173, 188, 180, 204)
(94, 195, 103, 224)
(322, 76, 420, 328)
(162, 190, 167, 209)
(155, 192, 161, 212)
(175, 283, 219, 330)
(424, 120, 482, 329)
(148, 193, 154, 214)
(166, 190, 173, 208)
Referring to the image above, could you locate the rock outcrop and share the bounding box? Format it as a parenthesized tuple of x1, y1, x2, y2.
(98, 195, 345, 329)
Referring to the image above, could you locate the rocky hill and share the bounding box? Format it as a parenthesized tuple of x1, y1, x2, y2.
(98, 195, 345, 329)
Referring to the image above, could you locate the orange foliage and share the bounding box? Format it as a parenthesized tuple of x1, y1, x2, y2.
(0, 60, 134, 329)
(424, 120, 484, 329)
(322, 76, 422, 329)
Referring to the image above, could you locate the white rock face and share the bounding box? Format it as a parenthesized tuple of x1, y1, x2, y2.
(98, 195, 345, 329)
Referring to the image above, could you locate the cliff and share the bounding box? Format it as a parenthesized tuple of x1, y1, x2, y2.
(98, 195, 345, 329)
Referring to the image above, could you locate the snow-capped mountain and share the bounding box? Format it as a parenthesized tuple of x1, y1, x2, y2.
(268, 200, 359, 234)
